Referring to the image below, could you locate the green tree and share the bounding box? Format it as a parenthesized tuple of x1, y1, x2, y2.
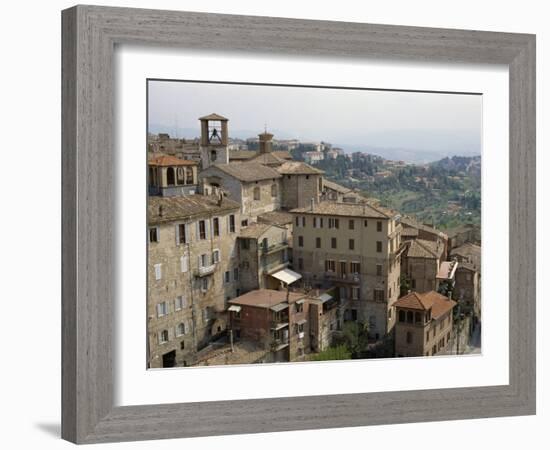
(312, 345, 351, 361)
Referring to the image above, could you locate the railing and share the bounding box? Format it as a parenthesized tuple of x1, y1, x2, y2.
(271, 338, 290, 351)
(325, 271, 360, 283)
(262, 241, 289, 255)
(270, 320, 289, 330)
(195, 263, 216, 277)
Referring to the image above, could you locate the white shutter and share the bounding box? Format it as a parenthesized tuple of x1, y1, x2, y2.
(205, 219, 210, 239)
(175, 224, 180, 245)
(196, 221, 200, 240)
(181, 255, 189, 273)
(197, 255, 202, 268)
(154, 263, 162, 280)
(156, 303, 162, 317)
(217, 217, 222, 236)
(185, 224, 190, 243)
(158, 331, 162, 344)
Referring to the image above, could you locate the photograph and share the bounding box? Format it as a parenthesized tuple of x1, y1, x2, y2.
(146, 80, 482, 368)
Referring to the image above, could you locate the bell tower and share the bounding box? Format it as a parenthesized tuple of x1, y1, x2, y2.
(199, 113, 229, 169)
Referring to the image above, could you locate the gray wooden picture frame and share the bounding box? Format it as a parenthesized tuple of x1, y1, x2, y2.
(61, 5, 536, 444)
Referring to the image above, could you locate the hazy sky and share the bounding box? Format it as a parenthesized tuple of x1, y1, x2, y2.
(148, 80, 482, 157)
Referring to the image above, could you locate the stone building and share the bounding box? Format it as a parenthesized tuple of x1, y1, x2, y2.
(290, 201, 403, 340)
(453, 262, 481, 323)
(401, 238, 446, 293)
(148, 154, 198, 197)
(199, 162, 282, 221)
(394, 291, 456, 357)
(308, 290, 340, 352)
(227, 289, 312, 362)
(278, 161, 323, 210)
(400, 217, 449, 258)
(449, 242, 481, 270)
(237, 223, 291, 292)
(147, 194, 241, 368)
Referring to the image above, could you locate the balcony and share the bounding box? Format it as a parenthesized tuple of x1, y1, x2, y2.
(270, 320, 289, 331)
(325, 271, 360, 284)
(271, 338, 290, 351)
(195, 263, 216, 277)
(262, 241, 289, 255)
(262, 260, 290, 275)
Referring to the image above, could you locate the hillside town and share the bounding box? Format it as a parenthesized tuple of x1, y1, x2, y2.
(147, 113, 481, 368)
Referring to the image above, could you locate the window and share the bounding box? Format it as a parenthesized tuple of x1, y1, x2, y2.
(241, 239, 250, 250)
(432, 345, 437, 355)
(166, 167, 175, 186)
(364, 219, 368, 227)
(399, 310, 406, 322)
(350, 262, 360, 274)
(199, 220, 206, 239)
(177, 224, 187, 244)
(331, 237, 337, 249)
(229, 215, 235, 233)
(233, 268, 239, 281)
(295, 302, 304, 313)
(156, 301, 168, 317)
(200, 254, 208, 267)
(253, 186, 261, 200)
(340, 261, 347, 275)
(154, 263, 162, 281)
(349, 219, 355, 230)
(325, 260, 336, 272)
(302, 217, 306, 227)
(295, 216, 300, 226)
(298, 236, 304, 247)
(298, 258, 304, 270)
(426, 331, 430, 341)
(406, 311, 413, 323)
(176, 322, 186, 336)
(328, 218, 339, 229)
(411, 278, 416, 289)
(271, 183, 277, 197)
(313, 217, 318, 228)
(377, 221, 383, 232)
(415, 312, 422, 324)
(224, 271, 230, 283)
(212, 249, 220, 264)
(376, 241, 383, 253)
(406, 331, 413, 344)
(159, 330, 169, 344)
(213, 218, 220, 236)
(201, 278, 208, 291)
(351, 287, 359, 300)
(376, 264, 383, 276)
(374, 289, 385, 302)
(149, 227, 159, 243)
(175, 296, 186, 311)
(241, 219, 248, 227)
(316, 237, 321, 248)
(349, 239, 354, 250)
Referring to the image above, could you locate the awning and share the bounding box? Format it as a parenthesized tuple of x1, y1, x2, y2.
(228, 305, 242, 312)
(296, 319, 307, 325)
(271, 268, 302, 285)
(270, 302, 289, 312)
(319, 293, 333, 303)
(295, 298, 305, 305)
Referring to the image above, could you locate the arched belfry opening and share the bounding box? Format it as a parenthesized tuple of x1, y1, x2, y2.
(199, 113, 229, 169)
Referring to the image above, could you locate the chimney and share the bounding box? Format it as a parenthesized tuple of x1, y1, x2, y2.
(258, 131, 274, 154)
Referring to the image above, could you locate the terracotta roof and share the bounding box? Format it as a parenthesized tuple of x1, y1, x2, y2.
(401, 227, 419, 238)
(323, 179, 352, 194)
(228, 150, 257, 160)
(291, 201, 389, 219)
(400, 217, 448, 240)
(257, 210, 294, 226)
(395, 291, 456, 319)
(229, 289, 305, 309)
(272, 150, 293, 160)
(405, 239, 444, 259)
(249, 152, 285, 166)
(238, 223, 272, 239)
(199, 113, 228, 121)
(277, 161, 324, 175)
(148, 194, 239, 225)
(208, 163, 282, 182)
(450, 243, 481, 258)
(148, 154, 197, 166)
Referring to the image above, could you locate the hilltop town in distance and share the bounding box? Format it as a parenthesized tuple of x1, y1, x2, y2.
(147, 113, 481, 368)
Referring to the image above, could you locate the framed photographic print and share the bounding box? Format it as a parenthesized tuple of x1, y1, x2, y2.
(62, 5, 536, 444)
